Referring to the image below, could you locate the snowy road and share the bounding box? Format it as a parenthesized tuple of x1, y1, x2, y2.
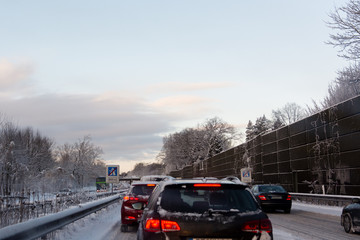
(51, 200, 134, 240)
(269, 203, 360, 240)
(51, 200, 360, 240)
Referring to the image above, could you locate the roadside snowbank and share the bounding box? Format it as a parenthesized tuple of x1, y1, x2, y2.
(292, 200, 343, 217)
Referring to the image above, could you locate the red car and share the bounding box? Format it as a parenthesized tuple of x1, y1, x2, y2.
(121, 181, 157, 232)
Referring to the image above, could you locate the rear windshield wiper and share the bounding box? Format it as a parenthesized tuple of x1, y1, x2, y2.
(203, 208, 240, 217)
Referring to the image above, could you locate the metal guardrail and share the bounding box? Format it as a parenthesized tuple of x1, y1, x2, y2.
(0, 194, 122, 240)
(290, 192, 360, 207)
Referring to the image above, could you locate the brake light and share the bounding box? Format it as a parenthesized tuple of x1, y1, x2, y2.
(242, 219, 272, 234)
(161, 220, 181, 232)
(286, 195, 291, 201)
(144, 219, 181, 232)
(258, 195, 267, 200)
(123, 195, 139, 201)
(145, 219, 161, 232)
(193, 183, 221, 187)
(260, 218, 272, 233)
(147, 184, 156, 186)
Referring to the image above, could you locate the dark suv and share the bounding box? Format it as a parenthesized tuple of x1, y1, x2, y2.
(137, 178, 273, 240)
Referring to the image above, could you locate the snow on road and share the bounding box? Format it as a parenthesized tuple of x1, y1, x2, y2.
(292, 201, 343, 216)
(272, 201, 343, 240)
(53, 201, 122, 240)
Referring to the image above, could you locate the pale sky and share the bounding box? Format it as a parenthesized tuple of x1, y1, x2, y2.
(0, 0, 349, 172)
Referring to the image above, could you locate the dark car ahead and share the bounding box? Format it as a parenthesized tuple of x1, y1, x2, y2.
(137, 178, 273, 240)
(251, 184, 292, 213)
(341, 198, 360, 233)
(121, 181, 157, 232)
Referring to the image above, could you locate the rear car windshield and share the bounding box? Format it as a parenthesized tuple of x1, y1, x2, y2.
(131, 184, 156, 196)
(160, 184, 258, 213)
(259, 185, 286, 193)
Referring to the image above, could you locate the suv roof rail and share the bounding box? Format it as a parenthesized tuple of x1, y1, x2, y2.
(193, 177, 218, 182)
(221, 176, 248, 186)
(140, 175, 175, 182)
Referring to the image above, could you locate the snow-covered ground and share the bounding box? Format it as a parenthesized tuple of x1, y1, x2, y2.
(292, 201, 343, 217)
(52, 202, 122, 240)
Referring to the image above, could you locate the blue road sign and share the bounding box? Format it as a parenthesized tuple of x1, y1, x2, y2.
(108, 167, 118, 176)
(243, 170, 250, 178)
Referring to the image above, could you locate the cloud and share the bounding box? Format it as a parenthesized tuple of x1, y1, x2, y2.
(151, 95, 216, 118)
(0, 69, 229, 172)
(145, 81, 235, 93)
(0, 59, 35, 100)
(0, 59, 34, 89)
(0, 92, 179, 168)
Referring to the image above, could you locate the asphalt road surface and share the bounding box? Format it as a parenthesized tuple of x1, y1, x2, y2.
(53, 201, 360, 240)
(115, 209, 360, 240)
(268, 208, 360, 240)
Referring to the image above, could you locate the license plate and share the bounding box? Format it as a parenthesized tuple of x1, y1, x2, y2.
(271, 196, 282, 199)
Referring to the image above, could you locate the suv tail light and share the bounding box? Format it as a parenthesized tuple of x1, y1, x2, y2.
(161, 220, 181, 232)
(145, 219, 161, 232)
(242, 219, 272, 234)
(258, 195, 267, 200)
(286, 195, 291, 201)
(145, 219, 180, 232)
(123, 196, 139, 201)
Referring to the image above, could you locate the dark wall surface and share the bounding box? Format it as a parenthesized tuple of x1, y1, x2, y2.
(170, 95, 360, 195)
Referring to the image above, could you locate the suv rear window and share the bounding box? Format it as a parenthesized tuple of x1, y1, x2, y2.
(131, 185, 156, 196)
(160, 184, 258, 213)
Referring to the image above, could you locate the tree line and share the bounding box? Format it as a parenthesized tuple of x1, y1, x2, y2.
(0, 117, 105, 197)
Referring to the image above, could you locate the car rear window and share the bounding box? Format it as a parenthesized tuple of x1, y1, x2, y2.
(131, 184, 156, 196)
(259, 185, 286, 193)
(160, 184, 258, 213)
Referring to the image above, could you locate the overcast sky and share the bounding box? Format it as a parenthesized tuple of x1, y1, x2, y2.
(0, 0, 349, 172)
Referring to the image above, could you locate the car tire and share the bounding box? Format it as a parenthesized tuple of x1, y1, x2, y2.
(343, 215, 353, 233)
(121, 224, 128, 232)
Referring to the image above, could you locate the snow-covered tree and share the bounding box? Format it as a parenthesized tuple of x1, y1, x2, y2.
(272, 102, 306, 126)
(72, 136, 103, 188)
(202, 117, 239, 158)
(161, 128, 207, 171)
(308, 63, 360, 114)
(0, 121, 55, 195)
(253, 115, 272, 136)
(307, 1, 360, 114)
(272, 117, 284, 130)
(245, 120, 255, 141)
(53, 137, 105, 190)
(327, 0, 360, 60)
(129, 162, 165, 177)
(160, 117, 239, 172)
